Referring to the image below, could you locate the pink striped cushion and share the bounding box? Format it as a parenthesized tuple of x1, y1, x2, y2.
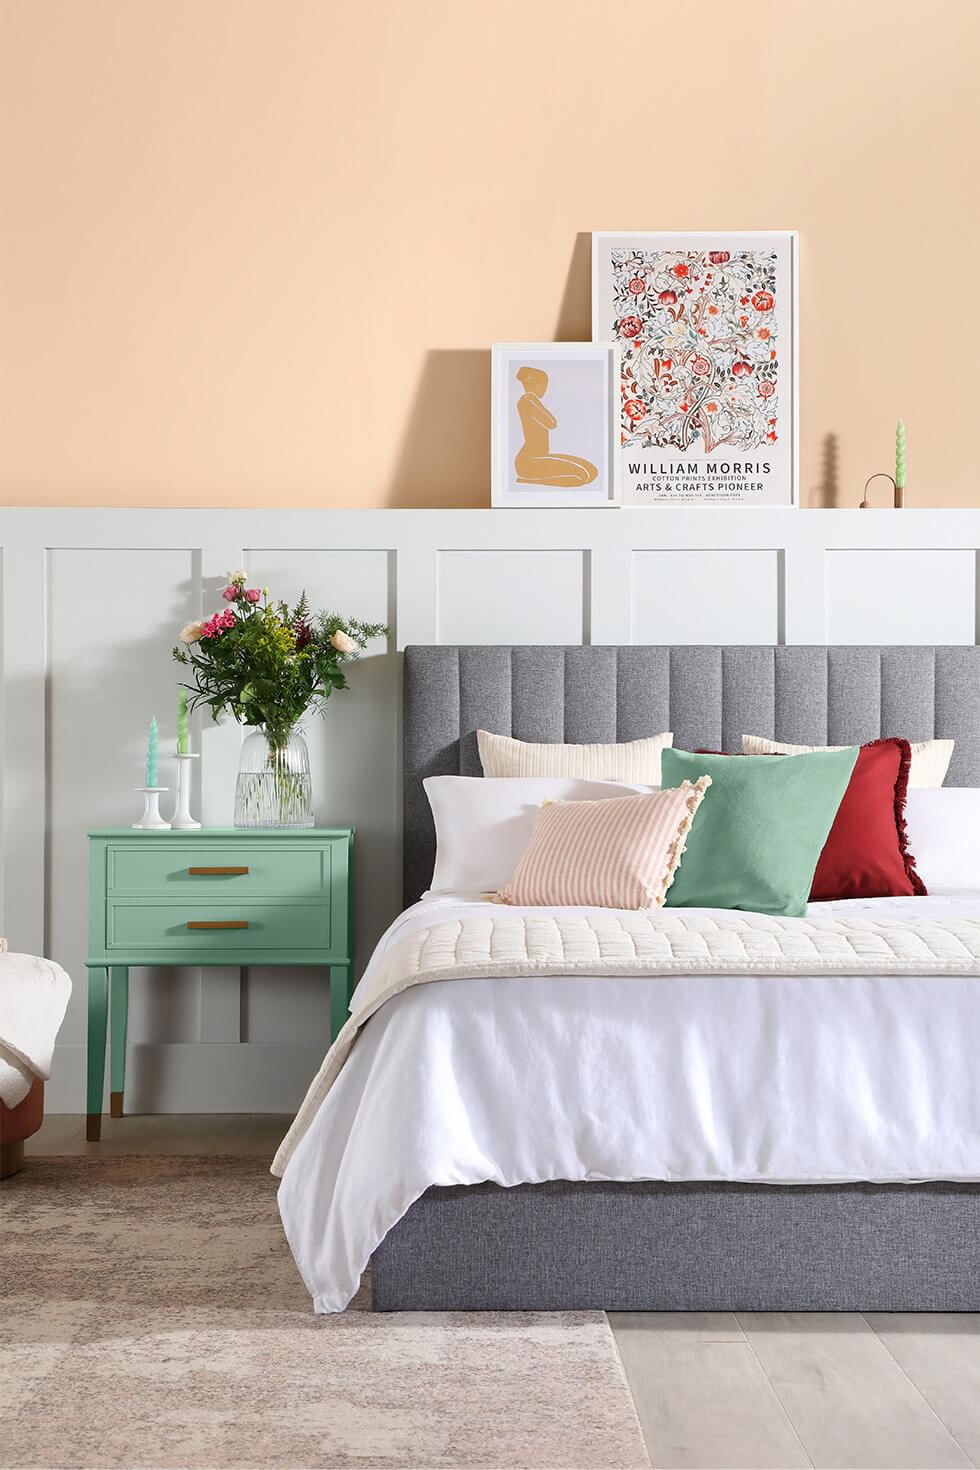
(495, 777, 711, 910)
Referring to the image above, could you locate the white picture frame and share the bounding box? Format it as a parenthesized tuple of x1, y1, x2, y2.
(592, 231, 799, 507)
(491, 342, 621, 509)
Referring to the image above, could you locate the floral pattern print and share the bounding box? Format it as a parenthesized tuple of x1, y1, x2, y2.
(609, 248, 781, 454)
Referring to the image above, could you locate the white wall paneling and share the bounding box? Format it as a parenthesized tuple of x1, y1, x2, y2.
(437, 550, 586, 644)
(825, 550, 977, 646)
(47, 550, 203, 1076)
(631, 550, 781, 645)
(2, 506, 979, 1112)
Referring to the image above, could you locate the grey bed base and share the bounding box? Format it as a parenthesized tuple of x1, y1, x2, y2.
(372, 644, 980, 1312)
(372, 1181, 980, 1312)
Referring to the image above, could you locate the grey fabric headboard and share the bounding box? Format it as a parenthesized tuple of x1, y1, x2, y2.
(403, 645, 980, 904)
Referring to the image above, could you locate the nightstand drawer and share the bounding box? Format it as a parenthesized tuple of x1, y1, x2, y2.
(106, 901, 332, 951)
(87, 827, 354, 1134)
(106, 843, 339, 898)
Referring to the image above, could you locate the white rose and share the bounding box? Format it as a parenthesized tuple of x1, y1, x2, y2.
(330, 630, 358, 655)
(179, 620, 204, 644)
(226, 568, 248, 584)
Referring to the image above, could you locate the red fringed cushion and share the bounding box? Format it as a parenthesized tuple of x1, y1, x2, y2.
(696, 738, 925, 901)
(810, 738, 925, 900)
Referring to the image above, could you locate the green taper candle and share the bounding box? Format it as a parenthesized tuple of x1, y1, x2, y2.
(177, 688, 189, 756)
(896, 419, 906, 490)
(146, 716, 159, 788)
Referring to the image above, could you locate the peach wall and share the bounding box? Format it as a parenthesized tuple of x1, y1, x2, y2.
(1, 0, 977, 510)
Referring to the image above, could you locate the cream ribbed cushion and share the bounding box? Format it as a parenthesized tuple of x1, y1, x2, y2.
(741, 734, 954, 789)
(477, 729, 673, 782)
(496, 779, 710, 909)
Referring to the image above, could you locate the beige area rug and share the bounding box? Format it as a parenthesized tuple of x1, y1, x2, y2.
(0, 1156, 650, 1470)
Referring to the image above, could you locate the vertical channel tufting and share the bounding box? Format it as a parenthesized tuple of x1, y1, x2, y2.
(403, 645, 980, 901)
(403, 646, 461, 905)
(564, 647, 617, 742)
(511, 648, 565, 741)
(721, 648, 775, 754)
(616, 648, 671, 741)
(827, 648, 881, 744)
(458, 647, 511, 775)
(773, 648, 830, 742)
(880, 648, 936, 742)
(670, 647, 723, 752)
(936, 648, 980, 785)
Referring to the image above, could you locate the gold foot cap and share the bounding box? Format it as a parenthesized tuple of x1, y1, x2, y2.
(86, 1113, 102, 1142)
(110, 1091, 124, 1119)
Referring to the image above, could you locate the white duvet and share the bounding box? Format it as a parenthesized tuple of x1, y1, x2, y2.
(277, 891, 980, 1313)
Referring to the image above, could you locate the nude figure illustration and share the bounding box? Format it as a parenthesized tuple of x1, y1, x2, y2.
(513, 366, 598, 487)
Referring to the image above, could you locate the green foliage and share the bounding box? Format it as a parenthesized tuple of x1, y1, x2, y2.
(173, 576, 387, 749)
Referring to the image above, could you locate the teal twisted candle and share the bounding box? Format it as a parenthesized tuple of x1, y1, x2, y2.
(177, 689, 189, 756)
(895, 419, 906, 490)
(146, 716, 159, 788)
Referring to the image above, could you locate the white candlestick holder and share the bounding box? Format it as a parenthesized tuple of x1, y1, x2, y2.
(133, 788, 171, 830)
(171, 753, 201, 829)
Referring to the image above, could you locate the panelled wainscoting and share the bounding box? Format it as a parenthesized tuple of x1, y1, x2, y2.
(3, 506, 980, 1112)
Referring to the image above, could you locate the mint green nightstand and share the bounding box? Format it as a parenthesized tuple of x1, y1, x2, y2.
(86, 828, 354, 1141)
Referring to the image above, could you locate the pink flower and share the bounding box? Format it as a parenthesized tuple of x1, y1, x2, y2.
(244, 588, 261, 603)
(222, 586, 238, 601)
(200, 608, 236, 639)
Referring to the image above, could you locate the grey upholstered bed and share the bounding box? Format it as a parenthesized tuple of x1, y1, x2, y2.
(370, 645, 980, 1311)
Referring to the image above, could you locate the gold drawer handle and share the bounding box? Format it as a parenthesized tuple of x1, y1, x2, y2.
(188, 866, 249, 876)
(187, 920, 249, 930)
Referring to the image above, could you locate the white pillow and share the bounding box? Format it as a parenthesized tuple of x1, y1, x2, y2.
(477, 729, 672, 782)
(741, 734, 954, 789)
(904, 788, 980, 892)
(424, 775, 654, 895)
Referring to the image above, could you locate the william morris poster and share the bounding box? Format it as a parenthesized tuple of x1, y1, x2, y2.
(592, 232, 798, 506)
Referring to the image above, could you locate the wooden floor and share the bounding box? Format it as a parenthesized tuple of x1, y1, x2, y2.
(28, 1114, 980, 1470)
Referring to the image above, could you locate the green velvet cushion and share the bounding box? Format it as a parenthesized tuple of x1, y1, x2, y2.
(661, 746, 859, 917)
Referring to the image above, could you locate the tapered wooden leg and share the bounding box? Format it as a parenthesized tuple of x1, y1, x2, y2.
(330, 965, 351, 1042)
(86, 967, 109, 1141)
(109, 966, 129, 1118)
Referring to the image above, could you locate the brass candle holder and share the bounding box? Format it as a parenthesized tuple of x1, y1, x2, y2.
(860, 473, 905, 509)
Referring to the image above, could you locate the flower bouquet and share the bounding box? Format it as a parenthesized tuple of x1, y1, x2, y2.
(173, 572, 387, 827)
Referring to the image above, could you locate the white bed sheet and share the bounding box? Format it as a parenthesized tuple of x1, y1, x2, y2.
(277, 891, 980, 1312)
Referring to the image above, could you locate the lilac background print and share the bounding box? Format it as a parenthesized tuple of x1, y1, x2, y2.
(503, 351, 609, 498)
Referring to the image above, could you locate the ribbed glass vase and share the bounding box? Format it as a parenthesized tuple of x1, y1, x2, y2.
(234, 728, 314, 828)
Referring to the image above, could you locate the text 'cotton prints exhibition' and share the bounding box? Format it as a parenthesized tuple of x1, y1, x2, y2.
(592, 232, 798, 506)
